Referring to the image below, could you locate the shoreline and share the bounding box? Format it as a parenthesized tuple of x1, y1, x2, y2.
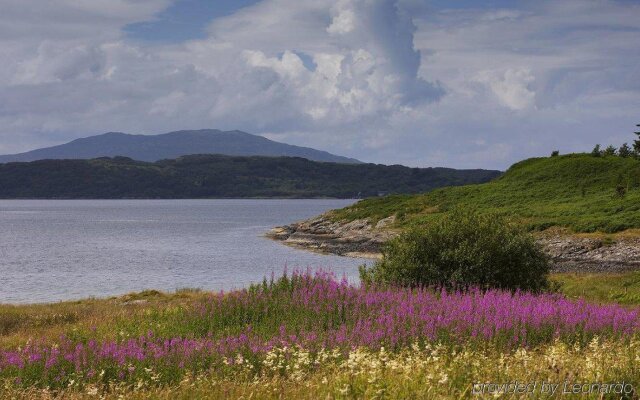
(267, 215, 640, 273)
(0, 197, 363, 201)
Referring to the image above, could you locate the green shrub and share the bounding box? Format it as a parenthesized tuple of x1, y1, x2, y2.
(360, 208, 550, 292)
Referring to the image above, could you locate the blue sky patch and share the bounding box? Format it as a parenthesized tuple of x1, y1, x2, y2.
(125, 0, 261, 43)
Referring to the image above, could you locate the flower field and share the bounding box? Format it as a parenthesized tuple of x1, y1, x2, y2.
(2, 271, 639, 399)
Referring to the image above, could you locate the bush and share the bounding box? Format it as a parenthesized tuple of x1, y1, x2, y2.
(360, 208, 550, 292)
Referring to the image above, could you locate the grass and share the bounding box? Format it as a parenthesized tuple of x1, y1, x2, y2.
(552, 271, 640, 305)
(330, 154, 640, 234)
(1, 271, 640, 398)
(0, 290, 207, 350)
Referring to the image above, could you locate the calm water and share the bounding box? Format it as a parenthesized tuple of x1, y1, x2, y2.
(0, 200, 367, 304)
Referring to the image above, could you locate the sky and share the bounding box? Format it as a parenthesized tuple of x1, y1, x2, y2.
(0, 0, 639, 169)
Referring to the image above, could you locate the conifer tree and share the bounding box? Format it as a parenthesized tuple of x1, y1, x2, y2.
(603, 145, 617, 156)
(634, 124, 640, 156)
(618, 143, 632, 157)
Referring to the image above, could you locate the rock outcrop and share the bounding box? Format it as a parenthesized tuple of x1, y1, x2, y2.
(267, 216, 640, 272)
(267, 216, 393, 259)
(538, 234, 640, 272)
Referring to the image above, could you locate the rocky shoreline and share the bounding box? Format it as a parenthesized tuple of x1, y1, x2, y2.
(267, 215, 640, 273)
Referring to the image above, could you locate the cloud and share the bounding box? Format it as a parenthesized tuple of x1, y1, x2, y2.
(0, 0, 639, 169)
(407, 0, 640, 167)
(202, 0, 442, 124)
(0, 0, 171, 40)
(475, 68, 536, 111)
(327, 6, 356, 35)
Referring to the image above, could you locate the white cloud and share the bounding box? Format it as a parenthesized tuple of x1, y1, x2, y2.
(476, 68, 536, 111)
(327, 4, 356, 35)
(177, 0, 443, 139)
(244, 50, 307, 79)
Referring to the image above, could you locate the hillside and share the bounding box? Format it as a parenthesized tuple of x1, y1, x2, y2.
(331, 154, 640, 233)
(0, 154, 500, 199)
(0, 129, 361, 164)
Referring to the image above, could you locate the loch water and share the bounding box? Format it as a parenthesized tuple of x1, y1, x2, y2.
(0, 199, 367, 303)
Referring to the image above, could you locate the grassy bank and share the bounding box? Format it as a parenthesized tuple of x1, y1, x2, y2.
(331, 154, 640, 233)
(552, 271, 640, 305)
(1, 271, 640, 398)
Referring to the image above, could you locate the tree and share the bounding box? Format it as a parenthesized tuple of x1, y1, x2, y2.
(634, 124, 640, 156)
(550, 150, 559, 157)
(603, 145, 617, 156)
(591, 144, 602, 157)
(619, 143, 632, 158)
(359, 208, 550, 292)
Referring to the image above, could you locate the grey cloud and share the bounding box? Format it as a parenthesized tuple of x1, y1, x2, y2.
(0, 0, 639, 169)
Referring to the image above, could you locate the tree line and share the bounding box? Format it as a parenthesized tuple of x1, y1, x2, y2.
(590, 124, 640, 158)
(549, 124, 640, 158)
(0, 154, 501, 199)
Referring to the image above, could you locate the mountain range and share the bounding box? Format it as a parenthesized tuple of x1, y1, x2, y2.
(0, 129, 361, 164)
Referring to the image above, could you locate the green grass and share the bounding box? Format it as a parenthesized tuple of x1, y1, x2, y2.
(0, 290, 207, 349)
(552, 271, 640, 305)
(331, 154, 640, 233)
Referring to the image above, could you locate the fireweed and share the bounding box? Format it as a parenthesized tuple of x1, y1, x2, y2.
(1, 271, 639, 390)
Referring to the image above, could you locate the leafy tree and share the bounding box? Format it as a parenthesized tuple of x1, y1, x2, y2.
(359, 208, 550, 292)
(550, 150, 559, 157)
(634, 124, 640, 156)
(591, 144, 602, 157)
(603, 145, 617, 156)
(618, 143, 633, 158)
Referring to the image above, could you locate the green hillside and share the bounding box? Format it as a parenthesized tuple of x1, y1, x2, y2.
(332, 153, 640, 233)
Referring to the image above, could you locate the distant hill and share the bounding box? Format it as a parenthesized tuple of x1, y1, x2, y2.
(0, 129, 361, 164)
(331, 154, 640, 233)
(0, 154, 501, 199)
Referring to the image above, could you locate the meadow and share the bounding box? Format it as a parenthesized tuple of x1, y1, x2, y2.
(1, 270, 639, 399)
(330, 154, 640, 234)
